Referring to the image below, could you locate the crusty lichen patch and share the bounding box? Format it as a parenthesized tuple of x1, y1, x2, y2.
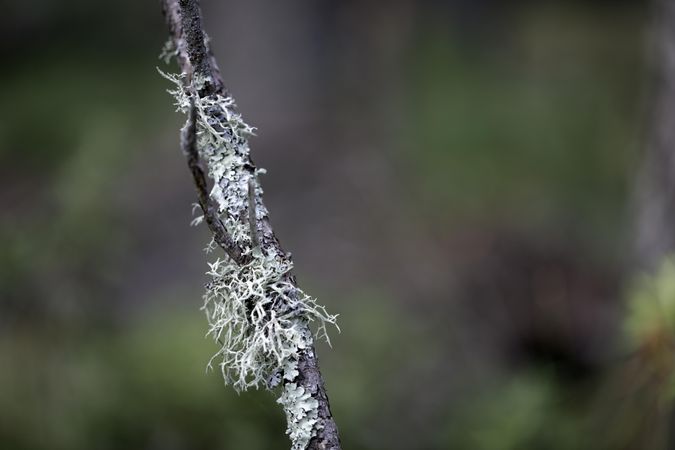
(278, 382, 321, 450)
(161, 69, 338, 449)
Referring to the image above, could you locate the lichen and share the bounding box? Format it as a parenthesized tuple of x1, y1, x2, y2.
(277, 382, 321, 450)
(161, 68, 338, 449)
(159, 38, 178, 64)
(203, 254, 335, 391)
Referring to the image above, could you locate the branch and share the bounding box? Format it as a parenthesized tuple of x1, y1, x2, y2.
(247, 176, 261, 251)
(160, 1, 341, 449)
(182, 99, 250, 265)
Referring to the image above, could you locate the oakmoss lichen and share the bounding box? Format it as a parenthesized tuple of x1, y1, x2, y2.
(161, 69, 338, 449)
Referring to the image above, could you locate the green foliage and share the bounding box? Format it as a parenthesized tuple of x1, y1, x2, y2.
(626, 258, 675, 346)
(403, 5, 641, 254)
(439, 371, 586, 450)
(0, 311, 287, 450)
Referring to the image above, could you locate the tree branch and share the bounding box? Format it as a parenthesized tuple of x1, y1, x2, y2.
(160, 1, 341, 449)
(182, 99, 250, 265)
(247, 176, 261, 251)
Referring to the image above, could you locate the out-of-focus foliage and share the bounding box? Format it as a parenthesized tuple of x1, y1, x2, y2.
(1, 0, 666, 449)
(626, 257, 675, 346)
(0, 311, 286, 450)
(439, 371, 585, 450)
(618, 257, 675, 436)
(405, 5, 641, 254)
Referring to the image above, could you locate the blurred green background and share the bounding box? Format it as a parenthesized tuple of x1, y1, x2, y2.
(2, 0, 670, 449)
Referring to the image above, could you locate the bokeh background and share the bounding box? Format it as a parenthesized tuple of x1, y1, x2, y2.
(3, 0, 673, 449)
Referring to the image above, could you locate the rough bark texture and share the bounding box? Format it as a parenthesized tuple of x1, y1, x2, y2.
(160, 1, 341, 449)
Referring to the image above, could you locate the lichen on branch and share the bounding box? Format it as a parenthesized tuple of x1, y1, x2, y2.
(203, 253, 337, 392)
(159, 67, 338, 450)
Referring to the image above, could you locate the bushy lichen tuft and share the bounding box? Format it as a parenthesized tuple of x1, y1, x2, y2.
(203, 253, 336, 391)
(161, 68, 338, 449)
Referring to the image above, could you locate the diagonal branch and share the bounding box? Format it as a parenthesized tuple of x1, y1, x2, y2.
(182, 98, 250, 265)
(160, 1, 342, 449)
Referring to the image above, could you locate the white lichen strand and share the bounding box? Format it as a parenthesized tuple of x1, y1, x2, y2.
(161, 69, 338, 450)
(202, 254, 335, 391)
(159, 38, 178, 65)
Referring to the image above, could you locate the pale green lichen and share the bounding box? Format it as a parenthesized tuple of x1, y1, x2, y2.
(203, 253, 335, 391)
(278, 383, 321, 450)
(161, 68, 338, 449)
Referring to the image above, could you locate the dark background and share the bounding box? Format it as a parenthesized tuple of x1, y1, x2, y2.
(1, 0, 666, 449)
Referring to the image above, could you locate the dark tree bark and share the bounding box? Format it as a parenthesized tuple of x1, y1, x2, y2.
(160, 1, 341, 449)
